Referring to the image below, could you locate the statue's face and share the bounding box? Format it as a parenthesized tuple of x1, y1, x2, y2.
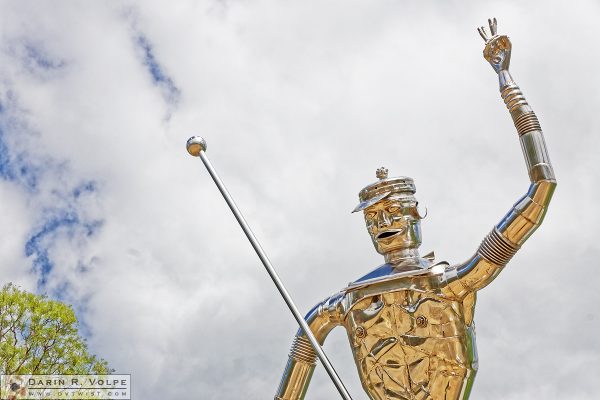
(363, 196, 422, 255)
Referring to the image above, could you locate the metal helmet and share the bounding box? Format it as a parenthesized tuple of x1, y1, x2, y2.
(352, 167, 417, 213)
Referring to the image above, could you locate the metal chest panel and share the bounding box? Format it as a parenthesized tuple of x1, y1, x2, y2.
(342, 275, 478, 400)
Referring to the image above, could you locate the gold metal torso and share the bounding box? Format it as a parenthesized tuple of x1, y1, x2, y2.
(342, 270, 478, 400)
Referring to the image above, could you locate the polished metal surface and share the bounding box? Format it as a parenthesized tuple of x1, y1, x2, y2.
(186, 136, 207, 156)
(353, 170, 416, 213)
(275, 18, 555, 399)
(186, 136, 352, 400)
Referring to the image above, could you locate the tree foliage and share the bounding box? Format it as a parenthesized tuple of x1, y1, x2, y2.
(0, 284, 111, 375)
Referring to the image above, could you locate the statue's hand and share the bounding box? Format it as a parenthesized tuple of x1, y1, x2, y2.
(478, 18, 511, 73)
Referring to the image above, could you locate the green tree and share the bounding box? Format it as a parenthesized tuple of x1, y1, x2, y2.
(0, 284, 111, 375)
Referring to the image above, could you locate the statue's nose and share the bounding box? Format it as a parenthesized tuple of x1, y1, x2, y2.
(377, 210, 392, 228)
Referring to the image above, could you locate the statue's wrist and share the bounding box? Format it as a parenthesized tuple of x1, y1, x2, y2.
(497, 69, 514, 90)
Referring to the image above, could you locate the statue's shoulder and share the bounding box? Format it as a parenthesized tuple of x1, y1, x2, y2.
(349, 263, 396, 286)
(345, 251, 447, 291)
(338, 255, 450, 316)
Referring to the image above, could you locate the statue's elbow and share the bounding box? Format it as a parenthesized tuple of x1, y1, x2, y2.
(530, 179, 556, 206)
(498, 181, 556, 246)
(296, 295, 342, 345)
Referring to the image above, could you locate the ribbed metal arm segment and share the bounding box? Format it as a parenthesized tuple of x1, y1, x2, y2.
(275, 294, 342, 400)
(444, 71, 556, 299)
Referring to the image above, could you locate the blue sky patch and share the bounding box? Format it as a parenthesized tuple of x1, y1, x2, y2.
(1, 83, 103, 291)
(5, 39, 67, 79)
(0, 95, 40, 191)
(25, 211, 80, 285)
(135, 34, 181, 105)
(23, 42, 65, 71)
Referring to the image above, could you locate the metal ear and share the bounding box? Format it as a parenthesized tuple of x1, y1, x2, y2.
(417, 204, 428, 219)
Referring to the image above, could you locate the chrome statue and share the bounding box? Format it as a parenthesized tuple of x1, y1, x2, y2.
(274, 18, 556, 400)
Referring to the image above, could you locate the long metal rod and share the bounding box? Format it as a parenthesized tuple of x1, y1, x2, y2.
(188, 138, 352, 400)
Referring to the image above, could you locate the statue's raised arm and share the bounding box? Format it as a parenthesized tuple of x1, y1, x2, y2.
(444, 18, 557, 299)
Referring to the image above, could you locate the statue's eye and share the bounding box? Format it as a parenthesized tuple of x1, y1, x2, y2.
(387, 206, 400, 214)
(365, 211, 377, 219)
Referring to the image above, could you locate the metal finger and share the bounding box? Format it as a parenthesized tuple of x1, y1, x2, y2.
(477, 26, 489, 42)
(489, 17, 497, 36)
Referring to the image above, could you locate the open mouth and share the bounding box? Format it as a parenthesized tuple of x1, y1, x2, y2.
(377, 230, 401, 240)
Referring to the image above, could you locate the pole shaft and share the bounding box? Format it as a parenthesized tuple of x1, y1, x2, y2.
(198, 151, 352, 400)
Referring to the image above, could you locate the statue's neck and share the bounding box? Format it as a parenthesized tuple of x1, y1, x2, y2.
(384, 248, 420, 264)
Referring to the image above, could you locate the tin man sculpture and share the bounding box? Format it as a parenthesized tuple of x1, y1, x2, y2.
(187, 17, 555, 400)
(273, 18, 556, 400)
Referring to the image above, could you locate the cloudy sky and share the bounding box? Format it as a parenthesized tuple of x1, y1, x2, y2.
(1, 1, 599, 399)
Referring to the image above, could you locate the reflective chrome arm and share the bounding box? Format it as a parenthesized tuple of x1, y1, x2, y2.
(445, 70, 556, 299)
(275, 294, 343, 400)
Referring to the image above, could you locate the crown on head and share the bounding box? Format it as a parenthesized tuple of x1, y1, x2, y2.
(376, 167, 388, 180)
